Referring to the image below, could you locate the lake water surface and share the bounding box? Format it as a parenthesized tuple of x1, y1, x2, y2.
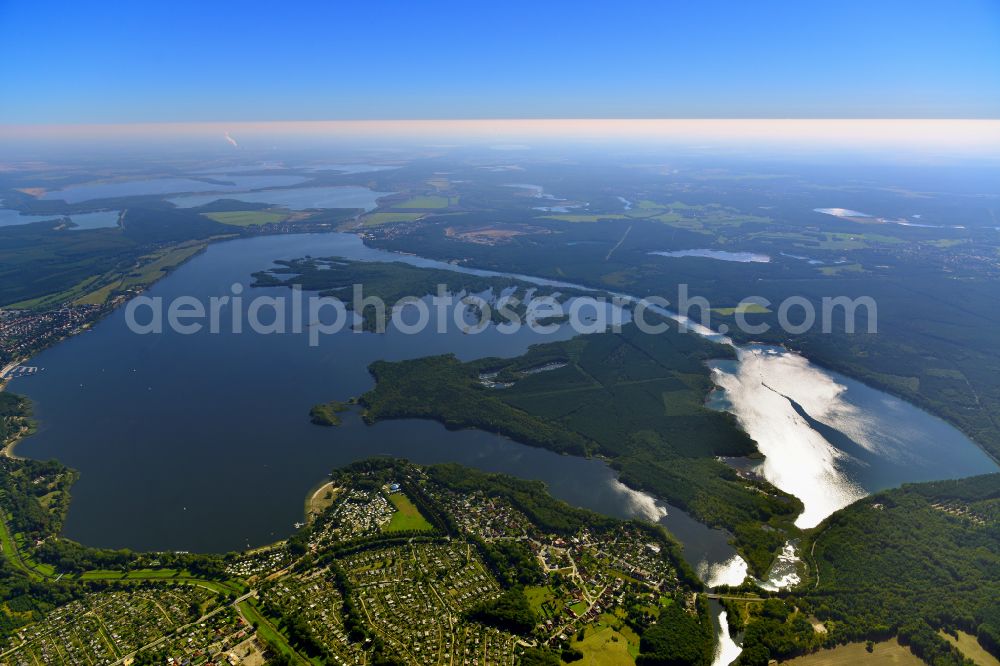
(10, 233, 740, 581)
(708, 347, 996, 527)
(10, 233, 995, 585)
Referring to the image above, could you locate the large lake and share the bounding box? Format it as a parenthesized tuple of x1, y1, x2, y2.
(10, 233, 995, 586)
(9, 233, 742, 583)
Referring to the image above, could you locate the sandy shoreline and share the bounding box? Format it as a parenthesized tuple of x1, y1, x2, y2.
(305, 480, 339, 522)
(0, 361, 19, 391)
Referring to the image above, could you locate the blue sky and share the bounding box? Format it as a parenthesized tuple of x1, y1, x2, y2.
(1, 0, 998, 124)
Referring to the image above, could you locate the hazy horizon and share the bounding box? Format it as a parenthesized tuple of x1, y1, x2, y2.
(2, 119, 999, 164)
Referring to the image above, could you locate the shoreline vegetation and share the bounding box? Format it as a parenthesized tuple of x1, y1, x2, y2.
(354, 318, 803, 577)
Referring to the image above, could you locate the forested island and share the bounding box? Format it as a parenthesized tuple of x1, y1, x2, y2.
(309, 400, 348, 426)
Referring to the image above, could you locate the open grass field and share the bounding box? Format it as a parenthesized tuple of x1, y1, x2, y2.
(382, 492, 434, 532)
(395, 195, 453, 209)
(78, 568, 186, 581)
(940, 630, 1000, 666)
(712, 302, 772, 315)
(565, 616, 639, 665)
(362, 212, 425, 226)
(779, 639, 924, 666)
(525, 585, 559, 617)
(18, 549, 56, 577)
(202, 210, 288, 226)
(73, 278, 121, 306)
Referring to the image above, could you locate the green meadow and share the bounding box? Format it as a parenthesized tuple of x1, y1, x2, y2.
(382, 492, 434, 532)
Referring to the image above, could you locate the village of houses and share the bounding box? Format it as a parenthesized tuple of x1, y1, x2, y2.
(0, 463, 698, 665)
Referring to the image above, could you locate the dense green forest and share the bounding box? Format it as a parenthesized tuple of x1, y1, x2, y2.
(805, 474, 1000, 663)
(359, 323, 802, 575)
(368, 211, 1000, 468)
(727, 474, 1000, 665)
(637, 599, 715, 666)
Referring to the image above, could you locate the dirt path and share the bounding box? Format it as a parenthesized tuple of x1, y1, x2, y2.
(605, 224, 632, 261)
